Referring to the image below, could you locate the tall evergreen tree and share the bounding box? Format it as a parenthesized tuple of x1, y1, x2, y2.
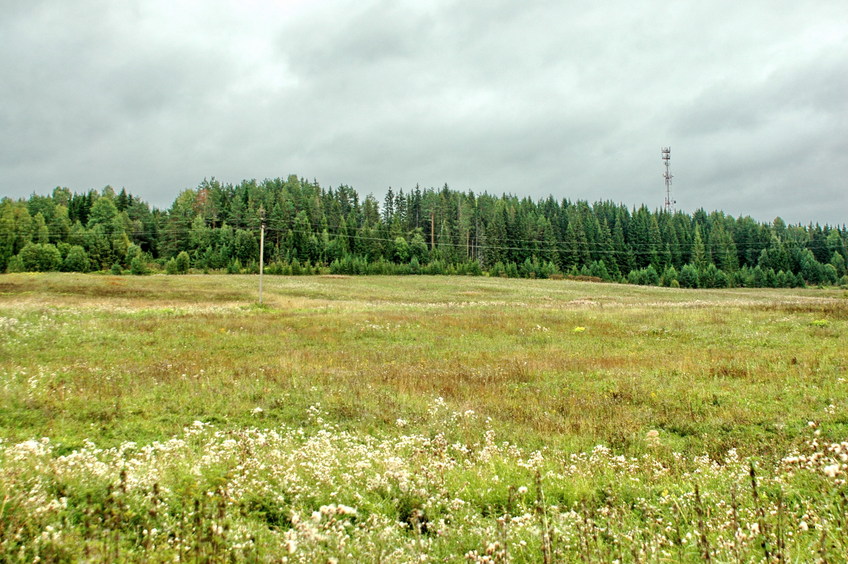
(691, 224, 707, 270)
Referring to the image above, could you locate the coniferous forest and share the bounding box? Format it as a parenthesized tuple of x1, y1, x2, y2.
(1, 175, 846, 288)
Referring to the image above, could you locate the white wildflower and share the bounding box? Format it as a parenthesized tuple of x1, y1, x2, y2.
(823, 464, 840, 478)
(285, 539, 297, 553)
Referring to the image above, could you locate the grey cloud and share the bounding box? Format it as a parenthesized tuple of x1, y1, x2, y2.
(0, 0, 846, 224)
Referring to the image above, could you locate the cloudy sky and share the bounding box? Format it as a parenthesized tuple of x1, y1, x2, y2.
(2, 0, 846, 224)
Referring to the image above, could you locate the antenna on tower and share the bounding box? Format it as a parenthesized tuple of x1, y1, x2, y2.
(661, 147, 675, 213)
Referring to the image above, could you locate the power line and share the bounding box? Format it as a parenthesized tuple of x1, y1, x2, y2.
(0, 223, 838, 256)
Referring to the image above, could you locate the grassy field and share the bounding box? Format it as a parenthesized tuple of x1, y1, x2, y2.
(1, 273, 846, 561)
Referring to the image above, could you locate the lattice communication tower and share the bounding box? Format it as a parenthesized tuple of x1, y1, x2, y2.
(662, 147, 675, 213)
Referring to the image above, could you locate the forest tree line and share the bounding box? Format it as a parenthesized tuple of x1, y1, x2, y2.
(1, 175, 847, 288)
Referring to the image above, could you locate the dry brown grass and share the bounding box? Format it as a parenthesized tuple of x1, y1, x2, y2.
(0, 273, 845, 456)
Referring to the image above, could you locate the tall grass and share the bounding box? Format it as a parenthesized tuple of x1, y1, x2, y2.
(1, 273, 846, 561)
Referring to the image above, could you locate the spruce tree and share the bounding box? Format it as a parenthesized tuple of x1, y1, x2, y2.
(691, 225, 707, 270)
(679, 264, 700, 288)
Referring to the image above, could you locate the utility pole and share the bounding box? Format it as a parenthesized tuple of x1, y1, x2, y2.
(475, 217, 480, 261)
(430, 210, 435, 250)
(258, 206, 265, 305)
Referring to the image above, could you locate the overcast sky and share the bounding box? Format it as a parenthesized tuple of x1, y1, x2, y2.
(1, 0, 846, 224)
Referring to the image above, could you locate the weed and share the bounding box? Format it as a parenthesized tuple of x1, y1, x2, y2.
(1, 273, 847, 560)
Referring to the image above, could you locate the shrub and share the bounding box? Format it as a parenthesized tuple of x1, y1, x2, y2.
(488, 262, 506, 278)
(62, 246, 90, 272)
(589, 260, 610, 281)
(644, 265, 660, 286)
(174, 251, 191, 274)
(714, 268, 730, 288)
(700, 264, 719, 288)
(679, 264, 700, 288)
(18, 243, 62, 272)
(662, 266, 678, 287)
(424, 260, 446, 275)
(56, 242, 71, 259)
(226, 258, 242, 274)
(5, 255, 24, 273)
(627, 269, 645, 285)
(125, 244, 142, 266)
(130, 255, 149, 275)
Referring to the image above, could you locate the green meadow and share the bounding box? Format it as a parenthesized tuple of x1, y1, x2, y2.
(1, 273, 846, 561)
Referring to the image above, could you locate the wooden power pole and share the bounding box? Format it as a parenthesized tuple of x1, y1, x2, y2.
(258, 206, 265, 305)
(430, 210, 435, 250)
